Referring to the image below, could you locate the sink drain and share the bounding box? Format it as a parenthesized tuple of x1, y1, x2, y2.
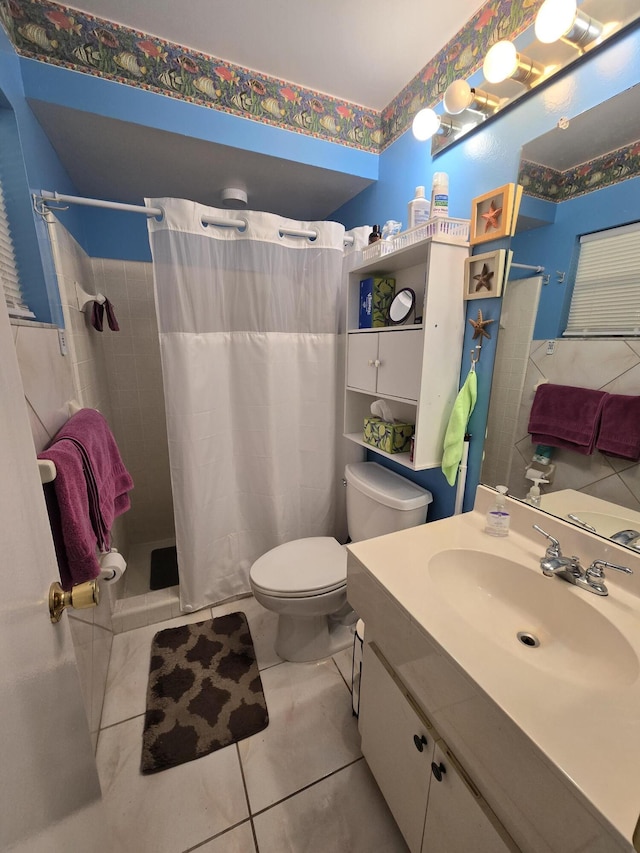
(517, 631, 540, 648)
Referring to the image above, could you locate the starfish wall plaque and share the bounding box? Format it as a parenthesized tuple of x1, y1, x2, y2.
(468, 309, 494, 340)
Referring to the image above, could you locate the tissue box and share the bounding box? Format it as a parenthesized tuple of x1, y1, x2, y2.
(363, 417, 414, 454)
(359, 277, 395, 328)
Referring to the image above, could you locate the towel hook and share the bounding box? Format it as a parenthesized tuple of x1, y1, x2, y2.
(470, 345, 482, 370)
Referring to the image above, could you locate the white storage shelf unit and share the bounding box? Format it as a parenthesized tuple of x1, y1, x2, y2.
(345, 235, 468, 471)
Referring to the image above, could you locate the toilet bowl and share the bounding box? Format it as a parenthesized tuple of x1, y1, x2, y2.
(249, 462, 433, 662)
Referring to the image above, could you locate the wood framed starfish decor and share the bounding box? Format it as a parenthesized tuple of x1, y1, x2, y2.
(463, 249, 508, 300)
(470, 184, 516, 246)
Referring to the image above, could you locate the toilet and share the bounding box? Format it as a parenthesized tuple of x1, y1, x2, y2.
(250, 462, 432, 662)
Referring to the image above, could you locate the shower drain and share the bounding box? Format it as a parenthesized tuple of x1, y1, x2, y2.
(517, 631, 540, 648)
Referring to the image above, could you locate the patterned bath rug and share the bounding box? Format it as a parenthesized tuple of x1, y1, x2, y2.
(141, 611, 268, 773)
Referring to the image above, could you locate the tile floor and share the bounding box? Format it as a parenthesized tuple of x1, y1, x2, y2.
(97, 594, 409, 853)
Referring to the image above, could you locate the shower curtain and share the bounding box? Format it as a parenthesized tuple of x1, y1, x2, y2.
(147, 198, 346, 612)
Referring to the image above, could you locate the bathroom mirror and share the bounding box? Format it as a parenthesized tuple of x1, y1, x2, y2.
(387, 288, 416, 325)
(481, 83, 640, 550)
(431, 0, 640, 156)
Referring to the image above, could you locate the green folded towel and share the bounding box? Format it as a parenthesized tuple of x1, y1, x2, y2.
(441, 370, 477, 486)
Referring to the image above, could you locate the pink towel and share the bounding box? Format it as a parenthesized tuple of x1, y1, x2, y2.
(596, 394, 640, 460)
(528, 383, 607, 455)
(39, 410, 133, 588)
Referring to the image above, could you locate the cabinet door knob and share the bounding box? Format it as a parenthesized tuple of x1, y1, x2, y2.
(367, 359, 375, 367)
(374, 359, 381, 367)
(413, 734, 428, 752)
(431, 761, 447, 782)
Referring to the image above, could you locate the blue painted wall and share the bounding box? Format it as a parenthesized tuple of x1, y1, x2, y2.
(514, 175, 640, 340)
(331, 24, 640, 518)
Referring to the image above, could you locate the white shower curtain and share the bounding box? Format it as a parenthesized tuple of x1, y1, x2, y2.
(147, 198, 346, 612)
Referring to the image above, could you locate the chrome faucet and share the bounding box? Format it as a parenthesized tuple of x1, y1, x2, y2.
(610, 529, 640, 551)
(533, 524, 583, 582)
(532, 524, 633, 596)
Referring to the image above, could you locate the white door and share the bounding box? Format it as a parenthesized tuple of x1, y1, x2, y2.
(0, 305, 109, 852)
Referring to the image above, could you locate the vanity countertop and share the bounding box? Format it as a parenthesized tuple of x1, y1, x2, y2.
(347, 486, 640, 847)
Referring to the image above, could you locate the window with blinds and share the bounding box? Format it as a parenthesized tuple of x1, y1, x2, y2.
(0, 176, 34, 320)
(564, 222, 640, 337)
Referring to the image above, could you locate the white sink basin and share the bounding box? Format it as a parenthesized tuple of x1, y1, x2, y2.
(428, 549, 639, 688)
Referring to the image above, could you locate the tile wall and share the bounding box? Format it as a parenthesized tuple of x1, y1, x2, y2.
(91, 256, 174, 545)
(487, 335, 640, 510)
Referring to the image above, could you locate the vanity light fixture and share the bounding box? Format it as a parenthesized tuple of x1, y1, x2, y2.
(483, 40, 545, 87)
(443, 79, 500, 116)
(411, 108, 441, 141)
(412, 109, 467, 142)
(534, 0, 603, 50)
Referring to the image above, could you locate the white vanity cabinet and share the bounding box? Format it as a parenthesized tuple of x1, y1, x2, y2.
(344, 238, 467, 471)
(422, 742, 516, 853)
(359, 641, 435, 853)
(359, 640, 518, 853)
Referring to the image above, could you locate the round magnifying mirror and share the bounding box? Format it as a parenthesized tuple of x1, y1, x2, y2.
(388, 288, 416, 325)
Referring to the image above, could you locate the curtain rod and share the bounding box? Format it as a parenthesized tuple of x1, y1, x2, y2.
(34, 190, 355, 246)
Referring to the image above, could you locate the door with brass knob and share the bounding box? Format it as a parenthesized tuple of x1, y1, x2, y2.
(49, 579, 100, 623)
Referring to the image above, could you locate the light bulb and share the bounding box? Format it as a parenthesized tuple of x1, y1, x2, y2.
(412, 108, 441, 141)
(535, 0, 577, 43)
(483, 41, 518, 84)
(443, 80, 473, 115)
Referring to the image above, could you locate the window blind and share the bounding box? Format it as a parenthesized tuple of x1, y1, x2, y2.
(0, 177, 34, 319)
(564, 222, 640, 337)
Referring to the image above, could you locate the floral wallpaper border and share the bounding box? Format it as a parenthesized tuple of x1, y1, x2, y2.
(519, 140, 640, 202)
(381, 0, 544, 147)
(1, 0, 543, 153)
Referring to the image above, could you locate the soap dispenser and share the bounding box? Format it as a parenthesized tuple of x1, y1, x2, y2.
(485, 485, 510, 537)
(525, 477, 548, 508)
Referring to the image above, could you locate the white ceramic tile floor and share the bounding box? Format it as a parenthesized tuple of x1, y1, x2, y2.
(96, 595, 408, 853)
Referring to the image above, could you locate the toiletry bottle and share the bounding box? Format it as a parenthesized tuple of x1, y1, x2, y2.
(369, 225, 382, 244)
(485, 485, 510, 536)
(430, 172, 449, 218)
(525, 477, 548, 508)
(408, 186, 431, 229)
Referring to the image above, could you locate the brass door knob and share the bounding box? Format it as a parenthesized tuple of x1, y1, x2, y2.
(49, 579, 100, 623)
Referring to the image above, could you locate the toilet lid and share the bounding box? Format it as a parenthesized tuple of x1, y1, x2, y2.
(250, 537, 347, 598)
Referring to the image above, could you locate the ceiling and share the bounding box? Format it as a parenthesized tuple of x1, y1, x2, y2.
(61, 0, 484, 111)
(25, 0, 484, 219)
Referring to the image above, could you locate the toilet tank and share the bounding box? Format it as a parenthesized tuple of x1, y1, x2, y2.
(345, 462, 433, 543)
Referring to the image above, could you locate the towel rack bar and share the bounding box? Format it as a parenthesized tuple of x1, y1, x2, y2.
(39, 459, 57, 484)
(510, 262, 545, 273)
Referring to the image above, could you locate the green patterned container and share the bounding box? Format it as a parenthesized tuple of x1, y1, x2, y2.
(363, 417, 414, 454)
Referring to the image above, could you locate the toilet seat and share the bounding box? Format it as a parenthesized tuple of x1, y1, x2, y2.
(250, 536, 347, 599)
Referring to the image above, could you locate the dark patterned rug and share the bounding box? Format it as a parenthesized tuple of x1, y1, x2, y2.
(141, 611, 268, 774)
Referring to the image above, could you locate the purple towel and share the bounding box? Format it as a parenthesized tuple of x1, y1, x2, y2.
(90, 298, 119, 332)
(528, 383, 607, 455)
(596, 394, 640, 460)
(39, 441, 101, 589)
(39, 410, 133, 588)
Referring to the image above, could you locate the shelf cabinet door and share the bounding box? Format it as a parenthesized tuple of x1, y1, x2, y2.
(346, 333, 379, 393)
(359, 642, 434, 853)
(376, 329, 423, 401)
(422, 742, 517, 853)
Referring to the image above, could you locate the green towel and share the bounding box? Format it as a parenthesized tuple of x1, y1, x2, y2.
(441, 370, 477, 486)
